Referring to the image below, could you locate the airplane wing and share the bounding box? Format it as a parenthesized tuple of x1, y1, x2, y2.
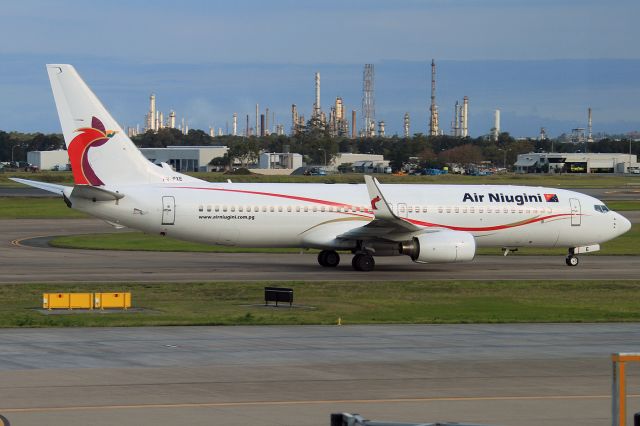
(11, 178, 124, 201)
(337, 175, 421, 241)
(10, 178, 67, 195)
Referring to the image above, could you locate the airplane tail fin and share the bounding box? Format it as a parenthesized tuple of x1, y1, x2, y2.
(46, 64, 176, 186)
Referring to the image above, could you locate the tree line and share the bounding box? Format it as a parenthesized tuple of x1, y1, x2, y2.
(1, 126, 638, 171)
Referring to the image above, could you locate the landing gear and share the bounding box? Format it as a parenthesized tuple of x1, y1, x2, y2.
(565, 255, 579, 266)
(352, 253, 375, 272)
(318, 250, 340, 267)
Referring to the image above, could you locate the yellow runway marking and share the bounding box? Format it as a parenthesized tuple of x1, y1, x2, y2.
(10, 235, 48, 247)
(2, 394, 640, 413)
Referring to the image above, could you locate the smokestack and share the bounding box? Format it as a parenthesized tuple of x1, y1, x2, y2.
(429, 59, 439, 136)
(462, 96, 469, 137)
(351, 110, 356, 139)
(587, 107, 593, 142)
(232, 113, 237, 136)
(314, 72, 321, 119)
(404, 113, 410, 138)
(169, 111, 176, 129)
(291, 104, 298, 135)
(260, 114, 265, 137)
(149, 93, 156, 131)
(265, 108, 270, 135)
(492, 109, 500, 141)
(246, 114, 249, 137)
(378, 121, 385, 137)
(454, 101, 460, 136)
(255, 104, 259, 137)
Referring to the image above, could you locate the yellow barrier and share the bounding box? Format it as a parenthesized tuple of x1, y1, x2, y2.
(43, 293, 71, 310)
(69, 293, 93, 309)
(43, 292, 131, 310)
(94, 292, 131, 310)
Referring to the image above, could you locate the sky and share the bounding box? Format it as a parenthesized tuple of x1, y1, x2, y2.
(1, 0, 639, 138)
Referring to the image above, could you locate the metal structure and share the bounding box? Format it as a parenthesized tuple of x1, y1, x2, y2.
(314, 72, 321, 120)
(462, 96, 469, 137)
(588, 107, 594, 143)
(169, 111, 176, 129)
(291, 104, 298, 135)
(351, 110, 356, 139)
(452, 100, 460, 136)
(403, 112, 410, 137)
(611, 353, 640, 426)
(429, 59, 439, 137)
(362, 64, 375, 137)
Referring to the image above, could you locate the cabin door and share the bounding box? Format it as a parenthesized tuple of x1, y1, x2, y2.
(162, 196, 175, 225)
(569, 198, 581, 226)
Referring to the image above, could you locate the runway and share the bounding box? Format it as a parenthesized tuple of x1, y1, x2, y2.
(1, 324, 639, 426)
(1, 219, 639, 282)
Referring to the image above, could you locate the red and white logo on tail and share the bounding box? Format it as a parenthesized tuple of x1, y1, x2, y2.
(68, 116, 116, 186)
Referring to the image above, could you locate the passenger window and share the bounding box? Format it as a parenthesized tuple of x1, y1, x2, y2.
(278, 206, 283, 212)
(296, 206, 300, 212)
(487, 208, 492, 213)
(438, 207, 443, 213)
(215, 206, 220, 212)
(261, 206, 267, 212)
(207, 206, 212, 212)
(238, 206, 243, 212)
(422, 207, 428, 213)
(321, 206, 325, 212)
(454, 207, 459, 213)
(479, 207, 484, 213)
(223, 206, 228, 212)
(470, 207, 475, 213)
(462, 207, 467, 213)
(304, 206, 309, 212)
(231, 206, 236, 212)
(198, 205, 203, 212)
(313, 206, 317, 212)
(287, 206, 292, 212)
(446, 207, 451, 213)
(270, 206, 275, 212)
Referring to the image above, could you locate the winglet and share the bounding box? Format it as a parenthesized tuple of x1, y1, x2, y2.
(364, 175, 397, 220)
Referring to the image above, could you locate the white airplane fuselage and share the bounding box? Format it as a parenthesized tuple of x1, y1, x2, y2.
(68, 181, 630, 252)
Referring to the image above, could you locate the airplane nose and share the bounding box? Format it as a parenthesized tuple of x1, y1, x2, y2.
(616, 213, 632, 236)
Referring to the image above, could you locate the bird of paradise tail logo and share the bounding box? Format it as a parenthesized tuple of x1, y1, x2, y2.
(68, 116, 116, 186)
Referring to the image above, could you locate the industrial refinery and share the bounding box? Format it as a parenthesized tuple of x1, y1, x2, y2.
(128, 59, 605, 144)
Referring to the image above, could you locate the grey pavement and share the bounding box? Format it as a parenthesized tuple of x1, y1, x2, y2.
(1, 324, 640, 425)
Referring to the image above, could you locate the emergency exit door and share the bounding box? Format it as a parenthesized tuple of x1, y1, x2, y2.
(162, 196, 175, 225)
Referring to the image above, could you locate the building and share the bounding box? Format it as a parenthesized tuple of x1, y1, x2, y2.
(27, 150, 69, 170)
(258, 152, 303, 170)
(139, 146, 228, 172)
(515, 153, 639, 174)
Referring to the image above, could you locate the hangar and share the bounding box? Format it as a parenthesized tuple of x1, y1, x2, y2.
(515, 152, 639, 174)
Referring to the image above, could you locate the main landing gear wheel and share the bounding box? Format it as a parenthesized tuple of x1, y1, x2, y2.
(318, 250, 340, 267)
(352, 253, 375, 272)
(565, 255, 579, 266)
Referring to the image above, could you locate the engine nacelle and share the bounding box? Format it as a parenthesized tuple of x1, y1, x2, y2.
(399, 230, 476, 263)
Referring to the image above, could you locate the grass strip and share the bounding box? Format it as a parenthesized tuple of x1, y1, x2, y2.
(2, 280, 640, 328)
(0, 197, 87, 219)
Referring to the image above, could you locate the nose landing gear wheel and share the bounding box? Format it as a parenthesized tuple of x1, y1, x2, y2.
(565, 255, 579, 266)
(352, 253, 375, 271)
(318, 250, 340, 267)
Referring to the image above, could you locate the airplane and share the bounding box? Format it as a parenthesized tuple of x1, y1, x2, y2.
(12, 64, 632, 271)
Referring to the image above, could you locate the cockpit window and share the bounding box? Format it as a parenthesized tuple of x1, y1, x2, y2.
(594, 204, 609, 213)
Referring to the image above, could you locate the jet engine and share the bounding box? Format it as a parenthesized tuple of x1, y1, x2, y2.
(399, 230, 476, 263)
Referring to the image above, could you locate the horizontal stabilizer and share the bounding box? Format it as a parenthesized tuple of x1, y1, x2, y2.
(71, 185, 124, 201)
(9, 178, 68, 195)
